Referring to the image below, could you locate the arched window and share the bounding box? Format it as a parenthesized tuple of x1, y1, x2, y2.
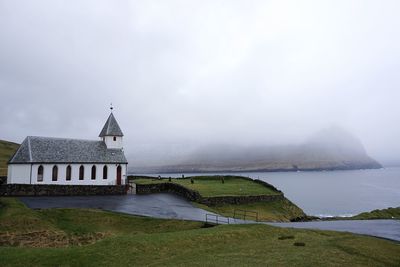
(37, 165, 44, 182)
(79, 165, 84, 180)
(66, 165, 72, 181)
(103, 165, 108, 179)
(113, 136, 116, 141)
(52, 165, 58, 181)
(91, 165, 96, 180)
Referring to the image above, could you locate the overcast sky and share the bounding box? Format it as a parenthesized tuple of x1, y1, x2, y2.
(1, 0, 400, 163)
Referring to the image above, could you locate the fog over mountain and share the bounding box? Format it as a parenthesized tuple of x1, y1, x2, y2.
(129, 127, 381, 173)
(0, 1, 400, 167)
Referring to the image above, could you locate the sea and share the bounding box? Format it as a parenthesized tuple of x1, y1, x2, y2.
(137, 167, 400, 217)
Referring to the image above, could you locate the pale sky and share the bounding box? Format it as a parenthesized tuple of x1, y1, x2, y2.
(1, 0, 400, 164)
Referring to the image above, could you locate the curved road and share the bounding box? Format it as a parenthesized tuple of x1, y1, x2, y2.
(19, 194, 400, 242)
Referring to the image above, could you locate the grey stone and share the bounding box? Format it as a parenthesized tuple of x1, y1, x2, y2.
(0, 184, 126, 196)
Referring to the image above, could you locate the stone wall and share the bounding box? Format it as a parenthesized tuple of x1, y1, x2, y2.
(134, 177, 284, 206)
(200, 194, 284, 206)
(136, 182, 202, 201)
(0, 184, 126, 196)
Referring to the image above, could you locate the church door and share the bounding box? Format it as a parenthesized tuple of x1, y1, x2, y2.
(116, 166, 122, 185)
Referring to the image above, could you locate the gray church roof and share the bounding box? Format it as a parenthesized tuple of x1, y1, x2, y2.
(99, 113, 124, 137)
(9, 136, 128, 164)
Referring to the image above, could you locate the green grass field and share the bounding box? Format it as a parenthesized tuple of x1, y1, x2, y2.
(1, 198, 400, 267)
(0, 198, 202, 248)
(133, 176, 279, 197)
(0, 140, 19, 176)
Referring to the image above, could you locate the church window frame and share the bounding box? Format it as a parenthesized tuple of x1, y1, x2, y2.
(91, 165, 96, 180)
(103, 165, 108, 179)
(79, 165, 84, 180)
(37, 165, 44, 182)
(66, 165, 72, 181)
(52, 165, 58, 181)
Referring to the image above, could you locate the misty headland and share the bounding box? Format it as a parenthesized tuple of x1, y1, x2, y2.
(129, 127, 382, 173)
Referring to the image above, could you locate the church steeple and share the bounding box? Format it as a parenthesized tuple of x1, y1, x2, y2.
(100, 111, 124, 149)
(99, 113, 124, 137)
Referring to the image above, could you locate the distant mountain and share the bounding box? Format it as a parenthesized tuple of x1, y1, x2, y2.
(0, 140, 20, 176)
(131, 127, 382, 173)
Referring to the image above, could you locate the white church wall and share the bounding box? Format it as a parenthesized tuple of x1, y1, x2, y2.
(7, 164, 32, 184)
(29, 163, 127, 185)
(104, 136, 123, 149)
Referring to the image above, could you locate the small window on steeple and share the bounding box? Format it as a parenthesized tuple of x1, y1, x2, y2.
(113, 136, 116, 141)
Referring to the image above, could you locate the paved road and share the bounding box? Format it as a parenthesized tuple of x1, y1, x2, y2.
(20, 194, 214, 222)
(19, 194, 400, 242)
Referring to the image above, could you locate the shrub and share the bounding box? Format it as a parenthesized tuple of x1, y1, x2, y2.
(278, 235, 295, 240)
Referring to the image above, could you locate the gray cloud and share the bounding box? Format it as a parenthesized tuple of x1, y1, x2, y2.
(1, 0, 400, 164)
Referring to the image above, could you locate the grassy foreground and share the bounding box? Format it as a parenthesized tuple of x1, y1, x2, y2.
(133, 176, 279, 197)
(0, 140, 19, 177)
(1, 198, 400, 267)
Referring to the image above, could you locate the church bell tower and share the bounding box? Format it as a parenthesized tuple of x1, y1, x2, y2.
(99, 108, 124, 150)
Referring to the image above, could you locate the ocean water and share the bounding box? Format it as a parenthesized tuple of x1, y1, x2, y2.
(138, 167, 400, 217)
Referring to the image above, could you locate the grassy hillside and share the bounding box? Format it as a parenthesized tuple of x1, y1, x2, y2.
(1, 198, 400, 266)
(0, 140, 19, 176)
(133, 176, 280, 197)
(350, 207, 400, 220)
(195, 199, 306, 222)
(0, 198, 202, 248)
(327, 207, 400, 221)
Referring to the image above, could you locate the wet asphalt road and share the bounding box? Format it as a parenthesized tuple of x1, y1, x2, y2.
(20, 193, 214, 222)
(19, 194, 400, 242)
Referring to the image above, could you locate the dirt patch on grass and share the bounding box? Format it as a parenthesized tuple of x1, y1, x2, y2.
(0, 230, 109, 248)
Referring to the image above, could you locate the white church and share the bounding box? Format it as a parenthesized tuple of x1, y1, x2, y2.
(7, 112, 128, 185)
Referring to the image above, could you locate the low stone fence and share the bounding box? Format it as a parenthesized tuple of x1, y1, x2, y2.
(136, 182, 202, 201)
(134, 177, 284, 206)
(0, 184, 126, 196)
(201, 194, 284, 206)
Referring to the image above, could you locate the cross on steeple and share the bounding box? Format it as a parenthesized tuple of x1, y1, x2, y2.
(110, 103, 114, 112)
